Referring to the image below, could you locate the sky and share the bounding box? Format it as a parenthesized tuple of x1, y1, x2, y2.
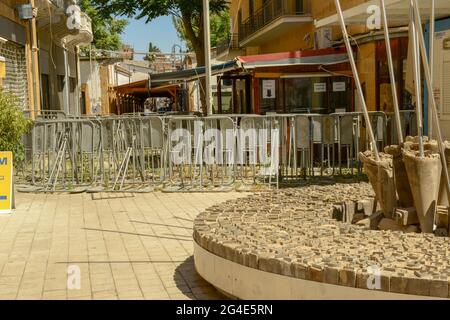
(121, 16, 187, 60)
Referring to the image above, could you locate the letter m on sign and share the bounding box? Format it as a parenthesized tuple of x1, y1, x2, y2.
(0, 158, 7, 166)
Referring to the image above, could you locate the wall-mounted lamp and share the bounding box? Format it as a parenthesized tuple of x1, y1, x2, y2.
(0, 37, 7, 44)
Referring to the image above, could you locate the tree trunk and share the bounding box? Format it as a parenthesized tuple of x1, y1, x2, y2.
(195, 47, 207, 115)
(181, 13, 208, 115)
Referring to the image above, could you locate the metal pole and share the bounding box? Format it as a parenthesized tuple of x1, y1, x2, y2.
(63, 43, 70, 115)
(333, 0, 380, 161)
(202, 0, 213, 116)
(412, 0, 450, 200)
(380, 0, 403, 144)
(410, 1, 424, 158)
(30, 0, 41, 119)
(428, 0, 435, 138)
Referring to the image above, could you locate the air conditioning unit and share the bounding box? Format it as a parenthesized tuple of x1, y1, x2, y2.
(315, 27, 333, 50)
(17, 4, 33, 20)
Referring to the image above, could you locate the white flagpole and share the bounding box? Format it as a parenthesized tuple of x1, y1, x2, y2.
(380, 0, 403, 144)
(428, 0, 435, 139)
(333, 0, 380, 161)
(203, 0, 213, 116)
(410, 0, 425, 158)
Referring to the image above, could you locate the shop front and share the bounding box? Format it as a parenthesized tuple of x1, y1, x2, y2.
(219, 47, 353, 115)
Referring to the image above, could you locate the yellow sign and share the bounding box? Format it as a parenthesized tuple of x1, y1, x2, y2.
(0, 152, 13, 214)
(0, 56, 5, 79)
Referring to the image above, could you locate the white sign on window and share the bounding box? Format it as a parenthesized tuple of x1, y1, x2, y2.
(333, 82, 346, 92)
(314, 83, 327, 93)
(262, 80, 276, 99)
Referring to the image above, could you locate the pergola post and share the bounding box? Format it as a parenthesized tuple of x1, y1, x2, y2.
(380, 0, 403, 144)
(333, 0, 380, 161)
(428, 0, 435, 138)
(412, 0, 450, 200)
(410, 0, 425, 158)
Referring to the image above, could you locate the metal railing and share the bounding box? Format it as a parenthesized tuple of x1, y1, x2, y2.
(20, 110, 417, 193)
(216, 34, 240, 57)
(239, 0, 311, 43)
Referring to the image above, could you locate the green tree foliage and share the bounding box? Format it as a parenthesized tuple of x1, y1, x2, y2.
(0, 91, 32, 166)
(89, 0, 229, 113)
(78, 0, 128, 51)
(144, 42, 162, 63)
(173, 11, 230, 51)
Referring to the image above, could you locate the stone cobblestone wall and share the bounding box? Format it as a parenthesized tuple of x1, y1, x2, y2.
(194, 182, 450, 298)
(0, 41, 29, 109)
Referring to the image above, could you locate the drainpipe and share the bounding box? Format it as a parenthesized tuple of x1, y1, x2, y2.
(75, 45, 81, 116)
(63, 42, 70, 115)
(30, 0, 41, 118)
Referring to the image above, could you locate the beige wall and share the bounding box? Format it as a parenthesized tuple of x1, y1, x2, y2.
(229, 0, 378, 111)
(230, 0, 371, 55)
(0, 0, 34, 112)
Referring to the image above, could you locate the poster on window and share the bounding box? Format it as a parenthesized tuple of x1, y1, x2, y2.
(314, 83, 327, 93)
(262, 80, 276, 99)
(333, 82, 346, 92)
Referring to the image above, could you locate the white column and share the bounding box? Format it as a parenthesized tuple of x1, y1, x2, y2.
(203, 0, 213, 116)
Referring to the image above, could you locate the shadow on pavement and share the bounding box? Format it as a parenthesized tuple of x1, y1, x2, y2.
(174, 256, 229, 300)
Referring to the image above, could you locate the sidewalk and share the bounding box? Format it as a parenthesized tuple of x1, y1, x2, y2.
(0, 191, 246, 300)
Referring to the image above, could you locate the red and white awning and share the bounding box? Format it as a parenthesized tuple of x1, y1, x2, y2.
(236, 47, 349, 69)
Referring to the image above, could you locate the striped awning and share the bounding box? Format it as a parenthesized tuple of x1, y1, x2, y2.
(236, 47, 350, 69)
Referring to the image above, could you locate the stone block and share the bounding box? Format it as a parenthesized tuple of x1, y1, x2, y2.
(356, 270, 390, 292)
(429, 279, 449, 298)
(357, 199, 375, 216)
(324, 266, 339, 285)
(258, 256, 282, 274)
(344, 201, 355, 224)
(405, 277, 430, 297)
(291, 261, 307, 280)
(394, 207, 419, 226)
(390, 275, 407, 294)
(339, 268, 356, 287)
(246, 251, 258, 269)
(279, 258, 293, 277)
(436, 206, 449, 229)
(306, 265, 324, 283)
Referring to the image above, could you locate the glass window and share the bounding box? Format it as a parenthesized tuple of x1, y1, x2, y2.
(260, 78, 282, 114)
(285, 78, 311, 113)
(311, 77, 328, 113)
(329, 77, 352, 113)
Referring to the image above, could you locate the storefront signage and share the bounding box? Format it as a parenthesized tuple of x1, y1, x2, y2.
(333, 82, 346, 92)
(262, 80, 276, 99)
(0, 152, 13, 214)
(314, 83, 327, 93)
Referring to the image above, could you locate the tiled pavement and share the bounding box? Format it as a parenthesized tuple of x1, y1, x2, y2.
(0, 191, 247, 300)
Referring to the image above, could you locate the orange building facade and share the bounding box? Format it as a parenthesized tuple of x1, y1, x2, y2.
(217, 0, 411, 115)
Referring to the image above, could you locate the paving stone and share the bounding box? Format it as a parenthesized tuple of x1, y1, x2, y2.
(193, 182, 450, 298)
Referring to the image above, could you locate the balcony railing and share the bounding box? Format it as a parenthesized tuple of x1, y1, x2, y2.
(239, 0, 311, 43)
(216, 34, 240, 57)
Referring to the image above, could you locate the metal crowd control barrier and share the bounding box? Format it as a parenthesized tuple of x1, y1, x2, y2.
(22, 111, 416, 192)
(165, 116, 236, 191)
(31, 119, 100, 192)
